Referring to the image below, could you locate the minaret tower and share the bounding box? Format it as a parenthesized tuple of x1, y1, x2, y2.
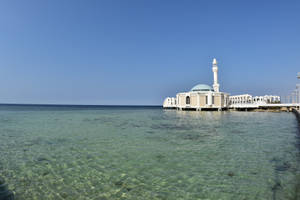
(212, 58, 220, 92)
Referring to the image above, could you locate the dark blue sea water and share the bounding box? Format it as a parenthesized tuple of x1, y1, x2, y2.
(0, 104, 299, 199)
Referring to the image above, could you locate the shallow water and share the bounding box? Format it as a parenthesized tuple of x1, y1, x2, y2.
(0, 105, 300, 200)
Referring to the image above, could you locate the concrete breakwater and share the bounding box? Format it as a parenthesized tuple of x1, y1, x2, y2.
(292, 108, 300, 122)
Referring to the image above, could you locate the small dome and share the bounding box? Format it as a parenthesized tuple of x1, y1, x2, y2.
(190, 84, 214, 92)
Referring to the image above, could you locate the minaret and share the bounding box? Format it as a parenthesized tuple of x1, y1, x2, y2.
(212, 58, 220, 92)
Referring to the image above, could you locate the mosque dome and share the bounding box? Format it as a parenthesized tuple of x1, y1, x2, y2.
(190, 84, 214, 92)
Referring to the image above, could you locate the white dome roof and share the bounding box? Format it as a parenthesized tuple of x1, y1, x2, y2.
(190, 84, 214, 92)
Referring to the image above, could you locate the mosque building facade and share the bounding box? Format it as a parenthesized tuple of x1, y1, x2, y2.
(163, 58, 230, 111)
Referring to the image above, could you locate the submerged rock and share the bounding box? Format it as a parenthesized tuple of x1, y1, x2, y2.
(146, 130, 154, 134)
(155, 154, 165, 161)
(275, 162, 291, 172)
(227, 172, 234, 177)
(60, 192, 68, 199)
(36, 156, 51, 165)
(182, 134, 202, 141)
(270, 157, 280, 163)
(271, 181, 282, 191)
(0, 177, 14, 200)
(114, 181, 123, 186)
(42, 171, 50, 176)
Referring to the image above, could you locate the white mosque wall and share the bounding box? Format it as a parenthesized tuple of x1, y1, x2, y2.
(163, 97, 177, 108)
(171, 92, 229, 110)
(229, 94, 281, 107)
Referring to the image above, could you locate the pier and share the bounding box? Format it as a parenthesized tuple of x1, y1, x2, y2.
(164, 103, 300, 112)
(230, 103, 300, 111)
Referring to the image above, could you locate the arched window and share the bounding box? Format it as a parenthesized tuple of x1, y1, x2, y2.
(186, 96, 190, 105)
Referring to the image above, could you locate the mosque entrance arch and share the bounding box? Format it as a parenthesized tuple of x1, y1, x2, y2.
(186, 96, 190, 105)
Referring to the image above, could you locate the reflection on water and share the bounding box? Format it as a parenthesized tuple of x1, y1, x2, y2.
(0, 105, 300, 199)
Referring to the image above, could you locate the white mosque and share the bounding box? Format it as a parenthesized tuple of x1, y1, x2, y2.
(163, 58, 229, 111)
(163, 58, 280, 111)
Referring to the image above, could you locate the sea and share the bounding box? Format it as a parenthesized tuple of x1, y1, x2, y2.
(0, 104, 300, 200)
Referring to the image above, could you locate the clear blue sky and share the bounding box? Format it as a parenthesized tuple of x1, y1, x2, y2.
(0, 0, 299, 105)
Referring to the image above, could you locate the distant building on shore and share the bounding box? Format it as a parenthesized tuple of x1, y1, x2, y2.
(163, 58, 281, 111)
(229, 94, 280, 105)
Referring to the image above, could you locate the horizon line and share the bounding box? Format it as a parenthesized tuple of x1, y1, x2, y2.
(0, 103, 162, 107)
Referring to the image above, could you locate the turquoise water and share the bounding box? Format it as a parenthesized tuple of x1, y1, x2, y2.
(0, 105, 300, 200)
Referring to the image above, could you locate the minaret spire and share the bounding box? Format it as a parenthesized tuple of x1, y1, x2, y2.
(213, 58, 217, 65)
(212, 58, 220, 92)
